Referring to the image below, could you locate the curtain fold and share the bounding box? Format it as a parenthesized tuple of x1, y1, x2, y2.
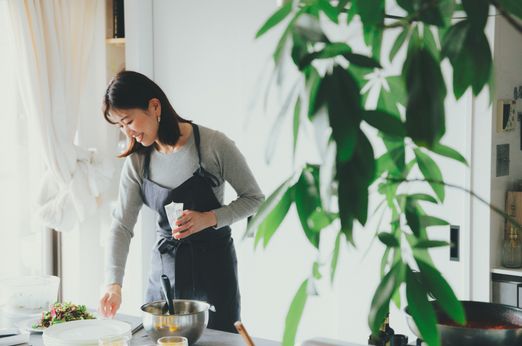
(8, 0, 112, 231)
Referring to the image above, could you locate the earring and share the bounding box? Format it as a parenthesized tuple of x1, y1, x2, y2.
(157, 116, 161, 123)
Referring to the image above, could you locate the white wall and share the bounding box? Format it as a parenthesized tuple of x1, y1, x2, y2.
(150, 1, 475, 344)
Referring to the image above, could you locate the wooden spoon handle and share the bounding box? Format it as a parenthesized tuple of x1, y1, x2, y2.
(234, 321, 255, 346)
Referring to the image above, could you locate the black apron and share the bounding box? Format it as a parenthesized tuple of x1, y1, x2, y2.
(142, 123, 240, 333)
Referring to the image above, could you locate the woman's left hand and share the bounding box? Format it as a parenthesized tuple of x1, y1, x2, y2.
(172, 210, 217, 239)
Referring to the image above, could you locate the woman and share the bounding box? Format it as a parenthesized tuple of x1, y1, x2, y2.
(98, 71, 264, 333)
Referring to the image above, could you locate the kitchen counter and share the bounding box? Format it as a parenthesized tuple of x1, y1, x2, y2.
(24, 326, 280, 346)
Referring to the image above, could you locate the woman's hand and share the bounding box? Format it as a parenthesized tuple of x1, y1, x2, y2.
(99, 284, 122, 318)
(172, 210, 217, 239)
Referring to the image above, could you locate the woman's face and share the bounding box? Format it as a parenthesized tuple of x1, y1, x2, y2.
(108, 99, 161, 147)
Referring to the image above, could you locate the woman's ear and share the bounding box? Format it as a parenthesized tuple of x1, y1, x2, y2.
(148, 98, 161, 117)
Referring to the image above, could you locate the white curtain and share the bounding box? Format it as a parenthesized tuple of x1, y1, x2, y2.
(7, 0, 112, 232)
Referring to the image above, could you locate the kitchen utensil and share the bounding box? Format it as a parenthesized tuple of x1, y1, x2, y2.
(140, 299, 211, 345)
(234, 321, 255, 346)
(157, 336, 188, 345)
(405, 300, 522, 345)
(160, 275, 175, 315)
(0, 275, 59, 314)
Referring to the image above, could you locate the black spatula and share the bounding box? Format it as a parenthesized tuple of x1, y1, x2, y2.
(160, 274, 175, 315)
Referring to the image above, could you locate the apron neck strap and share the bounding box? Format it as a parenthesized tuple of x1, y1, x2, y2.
(191, 123, 203, 168)
(142, 123, 216, 184)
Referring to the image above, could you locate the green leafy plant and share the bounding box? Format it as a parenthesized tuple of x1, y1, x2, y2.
(248, 1, 522, 345)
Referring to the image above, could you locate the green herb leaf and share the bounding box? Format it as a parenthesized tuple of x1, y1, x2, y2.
(282, 279, 309, 346)
(256, 1, 293, 38)
(414, 148, 445, 202)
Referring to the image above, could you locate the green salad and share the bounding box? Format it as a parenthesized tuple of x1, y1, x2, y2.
(33, 302, 96, 328)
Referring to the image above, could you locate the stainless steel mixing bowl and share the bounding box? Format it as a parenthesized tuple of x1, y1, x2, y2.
(140, 299, 211, 345)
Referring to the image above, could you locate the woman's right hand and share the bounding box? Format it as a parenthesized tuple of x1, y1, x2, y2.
(99, 283, 122, 318)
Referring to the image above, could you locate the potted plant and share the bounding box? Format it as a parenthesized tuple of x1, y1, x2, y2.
(247, 1, 522, 345)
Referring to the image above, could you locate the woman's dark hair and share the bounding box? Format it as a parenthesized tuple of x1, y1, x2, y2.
(103, 70, 191, 157)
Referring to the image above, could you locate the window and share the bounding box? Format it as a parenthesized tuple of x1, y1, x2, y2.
(0, 2, 45, 278)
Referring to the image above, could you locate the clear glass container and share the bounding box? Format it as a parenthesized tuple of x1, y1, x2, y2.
(157, 336, 188, 346)
(502, 224, 522, 268)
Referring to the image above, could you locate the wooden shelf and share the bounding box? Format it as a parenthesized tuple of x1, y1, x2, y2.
(492, 267, 522, 277)
(105, 37, 125, 45)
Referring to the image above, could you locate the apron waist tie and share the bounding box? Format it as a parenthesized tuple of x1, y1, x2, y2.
(158, 237, 197, 299)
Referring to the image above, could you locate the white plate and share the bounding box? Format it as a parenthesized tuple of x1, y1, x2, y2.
(42, 319, 131, 346)
(16, 317, 46, 333)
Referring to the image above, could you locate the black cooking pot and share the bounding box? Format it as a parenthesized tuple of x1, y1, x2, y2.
(405, 300, 522, 346)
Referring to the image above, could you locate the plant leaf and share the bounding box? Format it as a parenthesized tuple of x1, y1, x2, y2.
(292, 97, 301, 160)
(389, 26, 409, 63)
(364, 110, 406, 137)
(463, 0, 489, 30)
(256, 1, 293, 38)
(378, 232, 400, 247)
(422, 26, 439, 60)
(306, 67, 324, 118)
(403, 47, 447, 147)
(326, 65, 362, 162)
(246, 176, 294, 246)
(273, 10, 304, 65)
(442, 21, 492, 98)
(368, 261, 404, 335)
(416, 257, 466, 324)
(405, 200, 422, 236)
(430, 143, 468, 165)
(419, 216, 449, 228)
(344, 53, 381, 68)
(398, 193, 438, 204)
(282, 279, 309, 346)
(257, 186, 294, 249)
(318, 0, 340, 23)
(338, 132, 375, 228)
(415, 240, 450, 248)
(498, 0, 522, 20)
(414, 148, 445, 202)
(331, 232, 342, 284)
(294, 165, 322, 248)
(406, 268, 440, 346)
